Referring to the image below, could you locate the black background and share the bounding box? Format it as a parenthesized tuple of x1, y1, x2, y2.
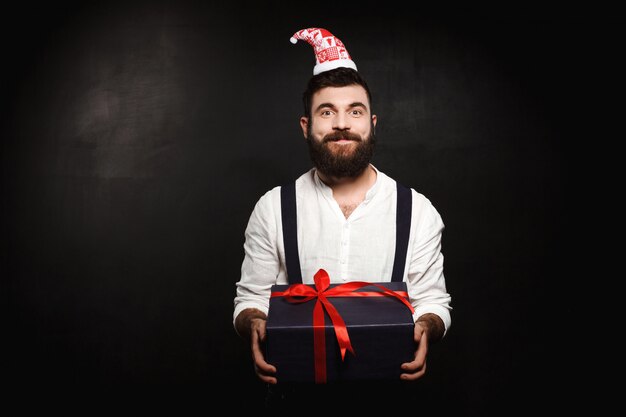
(2, 2, 615, 414)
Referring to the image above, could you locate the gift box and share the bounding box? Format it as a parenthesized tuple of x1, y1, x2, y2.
(265, 269, 416, 384)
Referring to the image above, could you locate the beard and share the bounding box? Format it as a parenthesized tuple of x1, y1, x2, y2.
(306, 124, 376, 179)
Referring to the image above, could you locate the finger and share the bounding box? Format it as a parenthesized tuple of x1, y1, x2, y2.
(414, 322, 426, 344)
(400, 360, 427, 381)
(401, 330, 429, 372)
(255, 365, 278, 385)
(414, 331, 428, 363)
(401, 359, 418, 373)
(251, 328, 276, 375)
(256, 320, 267, 343)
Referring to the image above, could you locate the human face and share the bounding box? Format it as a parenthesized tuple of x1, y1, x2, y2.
(300, 85, 377, 178)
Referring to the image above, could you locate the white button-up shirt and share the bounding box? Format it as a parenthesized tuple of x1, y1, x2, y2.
(233, 165, 452, 333)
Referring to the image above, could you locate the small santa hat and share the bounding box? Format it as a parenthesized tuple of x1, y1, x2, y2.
(290, 28, 357, 75)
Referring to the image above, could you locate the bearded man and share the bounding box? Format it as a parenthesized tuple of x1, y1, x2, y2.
(232, 28, 451, 409)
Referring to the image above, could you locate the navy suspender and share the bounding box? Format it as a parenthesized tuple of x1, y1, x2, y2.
(391, 183, 412, 282)
(280, 181, 412, 284)
(280, 182, 303, 284)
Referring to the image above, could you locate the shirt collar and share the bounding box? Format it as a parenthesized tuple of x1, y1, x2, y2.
(313, 164, 380, 202)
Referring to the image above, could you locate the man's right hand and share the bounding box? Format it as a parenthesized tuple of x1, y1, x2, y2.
(249, 317, 277, 384)
(235, 308, 277, 384)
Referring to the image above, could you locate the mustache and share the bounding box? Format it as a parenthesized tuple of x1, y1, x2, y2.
(322, 131, 362, 143)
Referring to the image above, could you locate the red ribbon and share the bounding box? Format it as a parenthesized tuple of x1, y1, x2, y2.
(270, 268, 414, 383)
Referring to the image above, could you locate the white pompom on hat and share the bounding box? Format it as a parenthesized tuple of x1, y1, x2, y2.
(290, 27, 357, 75)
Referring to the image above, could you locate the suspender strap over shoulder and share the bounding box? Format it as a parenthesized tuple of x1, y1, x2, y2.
(280, 182, 303, 284)
(280, 180, 412, 285)
(391, 182, 412, 282)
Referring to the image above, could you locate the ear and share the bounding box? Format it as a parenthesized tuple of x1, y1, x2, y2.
(372, 114, 377, 128)
(299, 116, 309, 139)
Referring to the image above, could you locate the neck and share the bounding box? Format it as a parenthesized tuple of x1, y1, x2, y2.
(317, 165, 376, 196)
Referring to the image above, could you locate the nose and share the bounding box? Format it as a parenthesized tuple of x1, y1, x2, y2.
(332, 113, 350, 130)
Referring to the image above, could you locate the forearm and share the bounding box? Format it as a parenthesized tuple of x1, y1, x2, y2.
(234, 308, 267, 341)
(416, 313, 445, 344)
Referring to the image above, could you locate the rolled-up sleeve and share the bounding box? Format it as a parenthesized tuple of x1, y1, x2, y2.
(406, 192, 452, 335)
(233, 188, 282, 328)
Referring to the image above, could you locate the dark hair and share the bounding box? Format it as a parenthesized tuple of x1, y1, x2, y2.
(302, 67, 373, 118)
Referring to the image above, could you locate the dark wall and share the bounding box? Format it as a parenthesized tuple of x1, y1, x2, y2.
(2, 2, 611, 413)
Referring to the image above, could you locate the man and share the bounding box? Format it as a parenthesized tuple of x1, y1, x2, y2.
(233, 28, 451, 402)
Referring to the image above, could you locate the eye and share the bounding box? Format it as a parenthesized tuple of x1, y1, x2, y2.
(320, 110, 334, 117)
(350, 109, 364, 117)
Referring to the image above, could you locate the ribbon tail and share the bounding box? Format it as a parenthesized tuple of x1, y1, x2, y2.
(320, 297, 355, 361)
(312, 300, 326, 384)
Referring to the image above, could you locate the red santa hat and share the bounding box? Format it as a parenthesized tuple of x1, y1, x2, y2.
(290, 28, 357, 75)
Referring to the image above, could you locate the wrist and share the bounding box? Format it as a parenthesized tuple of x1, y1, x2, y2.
(235, 308, 267, 340)
(416, 313, 445, 343)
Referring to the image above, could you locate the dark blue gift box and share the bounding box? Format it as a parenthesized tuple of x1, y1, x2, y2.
(266, 281, 416, 383)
